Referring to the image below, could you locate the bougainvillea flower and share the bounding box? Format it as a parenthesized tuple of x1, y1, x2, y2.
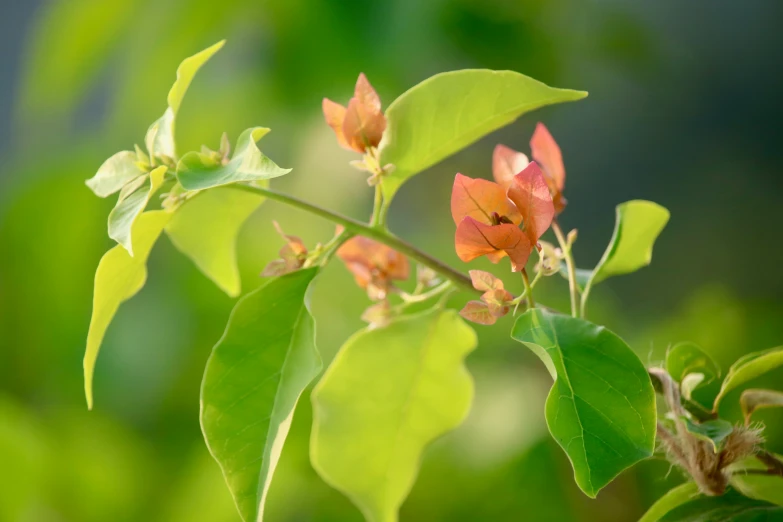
(507, 162, 555, 245)
(323, 73, 386, 154)
(530, 122, 567, 213)
(451, 169, 553, 271)
(459, 270, 514, 325)
(261, 222, 308, 277)
(492, 144, 529, 189)
(337, 236, 409, 300)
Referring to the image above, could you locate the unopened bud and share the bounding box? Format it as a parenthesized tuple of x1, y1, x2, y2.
(567, 229, 578, 246)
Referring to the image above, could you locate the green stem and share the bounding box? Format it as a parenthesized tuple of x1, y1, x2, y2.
(521, 269, 535, 308)
(552, 220, 578, 317)
(580, 277, 593, 319)
(370, 184, 383, 227)
(233, 184, 477, 294)
(398, 281, 453, 305)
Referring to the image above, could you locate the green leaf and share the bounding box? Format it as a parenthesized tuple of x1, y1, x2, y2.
(729, 455, 783, 507)
(85, 150, 145, 198)
(740, 389, 783, 425)
(510, 309, 656, 497)
(145, 40, 225, 159)
(165, 186, 264, 297)
(177, 128, 290, 191)
(311, 309, 477, 522)
(681, 418, 734, 453)
(713, 347, 783, 410)
(107, 166, 167, 255)
(201, 267, 321, 522)
(84, 210, 171, 409)
(587, 200, 670, 287)
(638, 482, 701, 522)
(666, 342, 720, 399)
(659, 489, 783, 521)
(378, 69, 587, 201)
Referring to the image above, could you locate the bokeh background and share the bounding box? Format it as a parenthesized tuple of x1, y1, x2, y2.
(1, 1, 782, 521)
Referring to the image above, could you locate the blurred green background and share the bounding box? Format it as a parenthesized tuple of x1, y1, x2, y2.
(1, 1, 782, 521)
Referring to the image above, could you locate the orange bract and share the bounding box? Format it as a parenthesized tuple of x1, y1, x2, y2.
(492, 144, 530, 190)
(530, 122, 567, 213)
(454, 217, 532, 271)
(507, 162, 555, 245)
(460, 270, 515, 325)
(451, 174, 521, 226)
(337, 236, 409, 299)
(323, 73, 386, 154)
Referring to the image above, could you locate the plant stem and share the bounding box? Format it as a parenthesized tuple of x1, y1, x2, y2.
(370, 184, 383, 227)
(233, 184, 477, 294)
(521, 269, 535, 308)
(552, 220, 578, 317)
(580, 278, 593, 319)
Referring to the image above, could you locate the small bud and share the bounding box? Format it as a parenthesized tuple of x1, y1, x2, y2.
(567, 228, 578, 246)
(535, 240, 562, 277)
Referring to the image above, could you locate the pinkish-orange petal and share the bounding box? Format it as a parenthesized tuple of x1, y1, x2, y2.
(451, 173, 521, 226)
(455, 217, 532, 271)
(507, 162, 555, 245)
(323, 98, 351, 150)
(530, 123, 565, 192)
(459, 300, 497, 325)
(469, 269, 504, 292)
(343, 73, 387, 152)
(493, 144, 530, 190)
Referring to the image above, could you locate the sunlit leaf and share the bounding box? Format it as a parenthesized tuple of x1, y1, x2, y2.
(586, 200, 670, 287)
(638, 482, 701, 522)
(201, 268, 321, 522)
(86, 150, 145, 198)
(658, 489, 783, 521)
(84, 210, 171, 409)
(177, 127, 290, 190)
(107, 165, 167, 256)
(511, 309, 656, 497)
(729, 455, 783, 507)
(713, 347, 783, 410)
(311, 309, 477, 522)
(165, 187, 264, 297)
(666, 342, 720, 398)
(145, 40, 225, 159)
(506, 162, 555, 244)
(682, 418, 734, 453)
(379, 70, 587, 201)
(740, 389, 783, 425)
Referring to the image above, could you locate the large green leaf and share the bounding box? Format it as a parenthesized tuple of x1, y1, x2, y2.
(713, 347, 783, 410)
(85, 150, 145, 198)
(638, 482, 701, 522)
(84, 210, 171, 409)
(165, 186, 264, 297)
(145, 40, 225, 160)
(107, 165, 167, 255)
(201, 268, 321, 522)
(378, 69, 587, 201)
(659, 489, 783, 521)
(511, 309, 656, 497)
(311, 309, 477, 522)
(587, 200, 670, 287)
(729, 455, 783, 507)
(177, 128, 290, 191)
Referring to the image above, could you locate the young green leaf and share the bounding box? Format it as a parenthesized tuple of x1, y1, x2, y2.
(84, 210, 171, 409)
(177, 128, 290, 190)
(729, 455, 783, 507)
(713, 347, 783, 411)
(511, 309, 656, 497)
(107, 166, 167, 255)
(681, 418, 734, 453)
(311, 309, 477, 522)
(86, 150, 145, 198)
(638, 482, 701, 522)
(740, 389, 783, 425)
(201, 267, 321, 522)
(657, 489, 783, 521)
(378, 69, 587, 201)
(587, 200, 670, 287)
(165, 186, 265, 297)
(666, 342, 720, 398)
(145, 40, 225, 160)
